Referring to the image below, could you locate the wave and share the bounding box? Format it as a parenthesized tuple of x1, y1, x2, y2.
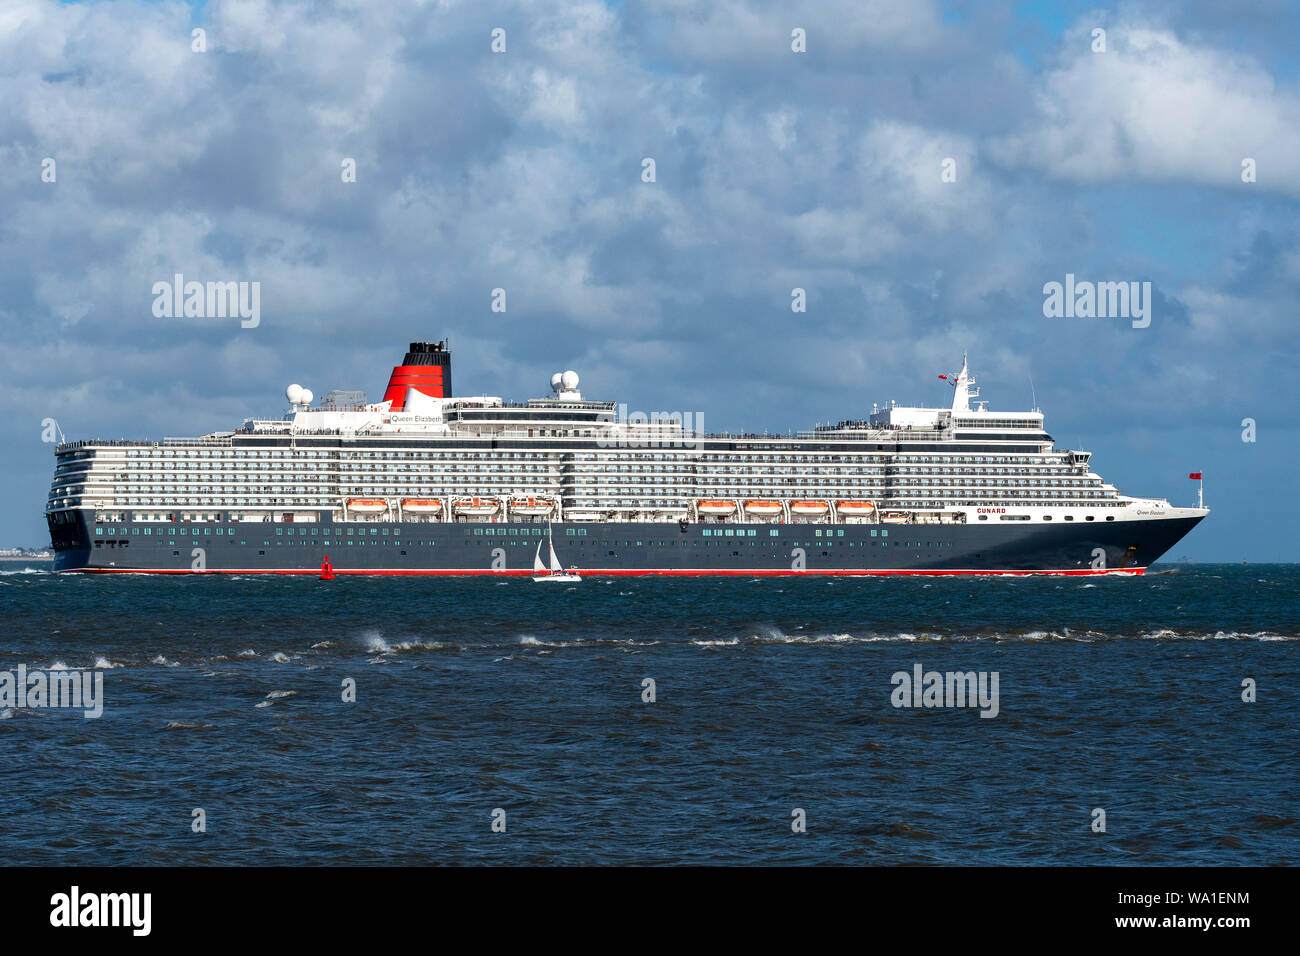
(362, 631, 390, 653)
(517, 634, 660, 649)
(362, 632, 449, 653)
(697, 626, 1300, 646)
(255, 690, 299, 708)
(1139, 628, 1297, 641)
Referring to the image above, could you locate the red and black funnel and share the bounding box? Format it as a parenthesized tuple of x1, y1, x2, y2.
(383, 340, 452, 410)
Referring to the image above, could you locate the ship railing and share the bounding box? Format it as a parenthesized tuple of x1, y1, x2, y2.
(54, 439, 158, 453)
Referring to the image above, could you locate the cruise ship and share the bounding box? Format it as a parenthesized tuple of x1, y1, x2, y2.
(45, 341, 1206, 575)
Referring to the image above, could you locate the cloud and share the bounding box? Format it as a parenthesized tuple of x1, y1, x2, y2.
(991, 22, 1300, 194)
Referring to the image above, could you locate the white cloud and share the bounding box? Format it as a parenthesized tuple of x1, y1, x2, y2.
(992, 23, 1300, 194)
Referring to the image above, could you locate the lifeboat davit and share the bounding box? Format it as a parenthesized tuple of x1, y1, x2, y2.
(454, 496, 500, 517)
(510, 496, 555, 517)
(697, 500, 737, 516)
(743, 500, 783, 516)
(789, 500, 829, 516)
(836, 500, 876, 514)
(347, 498, 388, 514)
(401, 498, 443, 514)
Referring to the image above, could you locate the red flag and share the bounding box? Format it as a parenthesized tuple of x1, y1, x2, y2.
(1189, 472, 1202, 480)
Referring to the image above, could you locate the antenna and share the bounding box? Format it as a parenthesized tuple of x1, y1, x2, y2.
(1029, 375, 1038, 412)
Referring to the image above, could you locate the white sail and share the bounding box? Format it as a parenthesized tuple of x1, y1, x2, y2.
(548, 539, 563, 573)
(533, 539, 546, 573)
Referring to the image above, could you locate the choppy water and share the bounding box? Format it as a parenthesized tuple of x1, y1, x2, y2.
(1, 563, 1296, 865)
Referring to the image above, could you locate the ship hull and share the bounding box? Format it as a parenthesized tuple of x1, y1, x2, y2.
(49, 512, 1204, 575)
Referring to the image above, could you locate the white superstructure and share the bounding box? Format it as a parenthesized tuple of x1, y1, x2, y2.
(46, 353, 1206, 530)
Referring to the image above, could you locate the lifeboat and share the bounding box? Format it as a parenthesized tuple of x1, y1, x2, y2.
(347, 498, 388, 514)
(789, 500, 830, 516)
(697, 499, 737, 516)
(743, 500, 783, 516)
(836, 500, 876, 515)
(401, 498, 443, 514)
(880, 511, 911, 524)
(510, 496, 555, 517)
(454, 496, 500, 517)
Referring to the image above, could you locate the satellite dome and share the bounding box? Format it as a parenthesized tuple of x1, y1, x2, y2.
(550, 372, 563, 392)
(286, 384, 304, 405)
(300, 388, 314, 407)
(561, 370, 579, 391)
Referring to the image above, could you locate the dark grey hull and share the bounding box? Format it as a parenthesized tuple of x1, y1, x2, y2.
(49, 511, 1204, 575)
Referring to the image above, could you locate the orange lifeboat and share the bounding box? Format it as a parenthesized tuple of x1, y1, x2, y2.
(401, 498, 443, 514)
(510, 496, 555, 517)
(697, 499, 737, 516)
(347, 498, 388, 514)
(743, 500, 783, 516)
(836, 500, 876, 515)
(789, 500, 830, 516)
(454, 496, 500, 517)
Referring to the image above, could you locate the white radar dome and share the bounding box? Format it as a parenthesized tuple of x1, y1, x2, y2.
(286, 384, 304, 405)
(550, 372, 563, 392)
(300, 388, 314, 407)
(561, 370, 579, 391)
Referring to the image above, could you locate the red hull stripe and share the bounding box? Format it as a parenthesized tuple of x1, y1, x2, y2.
(62, 567, 1146, 577)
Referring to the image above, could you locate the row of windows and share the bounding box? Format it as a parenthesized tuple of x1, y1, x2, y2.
(92, 447, 1082, 467)
(91, 537, 962, 552)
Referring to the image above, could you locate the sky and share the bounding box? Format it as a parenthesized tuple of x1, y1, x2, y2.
(2, 0, 1298, 559)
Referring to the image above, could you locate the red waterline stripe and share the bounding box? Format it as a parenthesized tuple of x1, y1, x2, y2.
(63, 567, 1147, 577)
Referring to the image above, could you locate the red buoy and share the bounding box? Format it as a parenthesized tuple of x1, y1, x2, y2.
(320, 556, 336, 580)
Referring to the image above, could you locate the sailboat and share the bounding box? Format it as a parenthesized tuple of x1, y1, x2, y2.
(532, 525, 582, 582)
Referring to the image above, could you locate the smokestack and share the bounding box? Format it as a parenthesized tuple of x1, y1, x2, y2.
(383, 340, 452, 410)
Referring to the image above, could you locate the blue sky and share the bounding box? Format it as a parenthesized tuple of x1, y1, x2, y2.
(4, 0, 1299, 559)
